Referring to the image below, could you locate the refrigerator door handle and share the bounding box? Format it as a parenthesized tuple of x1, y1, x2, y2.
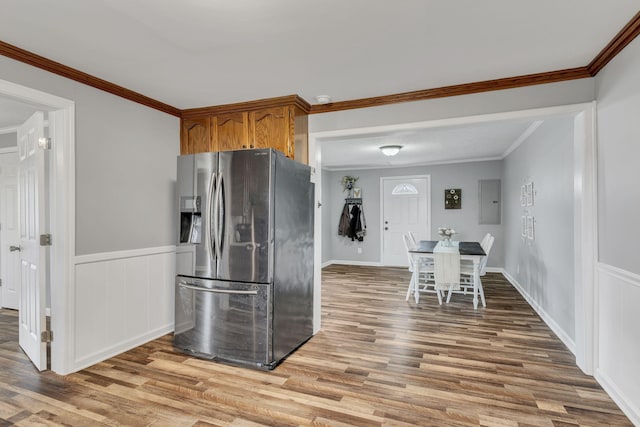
(217, 172, 225, 256)
(207, 171, 217, 259)
(178, 282, 258, 296)
(213, 171, 223, 259)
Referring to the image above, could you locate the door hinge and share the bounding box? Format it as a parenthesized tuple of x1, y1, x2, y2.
(40, 234, 52, 246)
(41, 330, 53, 343)
(38, 137, 52, 150)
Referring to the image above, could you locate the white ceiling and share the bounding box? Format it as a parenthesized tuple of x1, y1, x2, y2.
(319, 118, 545, 170)
(0, 1, 637, 163)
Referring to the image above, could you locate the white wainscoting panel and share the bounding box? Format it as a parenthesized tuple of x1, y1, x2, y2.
(596, 263, 640, 425)
(72, 246, 175, 371)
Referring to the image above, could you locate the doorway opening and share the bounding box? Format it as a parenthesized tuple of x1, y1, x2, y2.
(310, 101, 596, 374)
(0, 78, 75, 374)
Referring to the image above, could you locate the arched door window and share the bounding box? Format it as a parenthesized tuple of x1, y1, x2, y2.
(391, 183, 419, 195)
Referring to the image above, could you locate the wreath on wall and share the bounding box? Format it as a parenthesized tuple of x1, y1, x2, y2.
(341, 175, 359, 192)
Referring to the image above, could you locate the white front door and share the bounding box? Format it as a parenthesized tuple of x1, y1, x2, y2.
(382, 176, 430, 266)
(17, 111, 48, 371)
(0, 150, 20, 309)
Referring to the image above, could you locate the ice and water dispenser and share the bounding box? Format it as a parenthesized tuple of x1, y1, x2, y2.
(179, 196, 202, 244)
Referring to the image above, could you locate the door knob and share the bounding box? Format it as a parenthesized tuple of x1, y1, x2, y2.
(9, 245, 20, 252)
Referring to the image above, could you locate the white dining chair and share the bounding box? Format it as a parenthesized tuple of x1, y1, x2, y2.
(447, 235, 494, 306)
(480, 233, 492, 250)
(407, 231, 434, 269)
(402, 234, 441, 304)
(406, 231, 418, 248)
(460, 233, 492, 273)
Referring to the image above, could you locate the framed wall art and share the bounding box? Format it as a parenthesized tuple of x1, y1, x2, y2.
(526, 182, 534, 206)
(445, 188, 461, 209)
(526, 216, 535, 240)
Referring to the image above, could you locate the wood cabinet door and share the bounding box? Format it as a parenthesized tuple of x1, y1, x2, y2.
(250, 107, 293, 157)
(212, 112, 250, 151)
(181, 118, 211, 155)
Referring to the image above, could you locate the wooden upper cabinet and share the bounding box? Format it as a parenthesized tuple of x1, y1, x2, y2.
(181, 117, 211, 155)
(250, 106, 292, 156)
(180, 95, 310, 162)
(212, 112, 249, 151)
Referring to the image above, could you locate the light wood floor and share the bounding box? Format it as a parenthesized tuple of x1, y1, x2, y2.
(0, 266, 631, 426)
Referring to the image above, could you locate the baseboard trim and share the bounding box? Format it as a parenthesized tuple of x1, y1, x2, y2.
(485, 267, 504, 273)
(502, 270, 576, 354)
(595, 369, 640, 426)
(323, 260, 384, 267)
(72, 324, 173, 373)
(74, 245, 177, 265)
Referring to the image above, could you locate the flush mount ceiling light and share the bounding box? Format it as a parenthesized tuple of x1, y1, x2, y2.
(379, 145, 402, 156)
(315, 95, 332, 104)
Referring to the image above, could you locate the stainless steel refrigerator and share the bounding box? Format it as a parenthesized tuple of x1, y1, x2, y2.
(174, 148, 314, 369)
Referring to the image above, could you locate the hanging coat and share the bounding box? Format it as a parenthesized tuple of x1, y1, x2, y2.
(338, 203, 351, 236)
(348, 204, 366, 242)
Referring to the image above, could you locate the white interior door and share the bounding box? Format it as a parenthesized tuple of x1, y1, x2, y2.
(382, 176, 430, 266)
(17, 111, 48, 371)
(0, 151, 20, 309)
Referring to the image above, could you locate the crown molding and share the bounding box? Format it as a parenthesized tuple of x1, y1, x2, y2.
(308, 67, 591, 114)
(181, 94, 311, 119)
(587, 10, 640, 75)
(0, 40, 181, 117)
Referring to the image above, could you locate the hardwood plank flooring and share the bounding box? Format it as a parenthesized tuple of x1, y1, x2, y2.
(0, 266, 632, 426)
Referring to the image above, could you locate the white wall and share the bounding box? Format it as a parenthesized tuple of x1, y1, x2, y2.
(593, 36, 640, 425)
(0, 56, 179, 255)
(74, 99, 178, 254)
(502, 117, 575, 345)
(0, 132, 16, 148)
(322, 160, 504, 267)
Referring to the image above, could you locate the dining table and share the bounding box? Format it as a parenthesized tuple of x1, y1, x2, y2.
(409, 240, 486, 309)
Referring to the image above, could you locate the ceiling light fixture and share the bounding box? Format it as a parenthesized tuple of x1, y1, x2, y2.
(379, 145, 402, 156)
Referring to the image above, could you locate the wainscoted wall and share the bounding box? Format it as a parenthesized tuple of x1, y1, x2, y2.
(596, 263, 640, 425)
(595, 33, 640, 424)
(72, 246, 175, 371)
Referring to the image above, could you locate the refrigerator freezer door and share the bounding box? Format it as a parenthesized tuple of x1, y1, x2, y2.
(177, 153, 218, 279)
(174, 276, 272, 367)
(217, 149, 274, 283)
